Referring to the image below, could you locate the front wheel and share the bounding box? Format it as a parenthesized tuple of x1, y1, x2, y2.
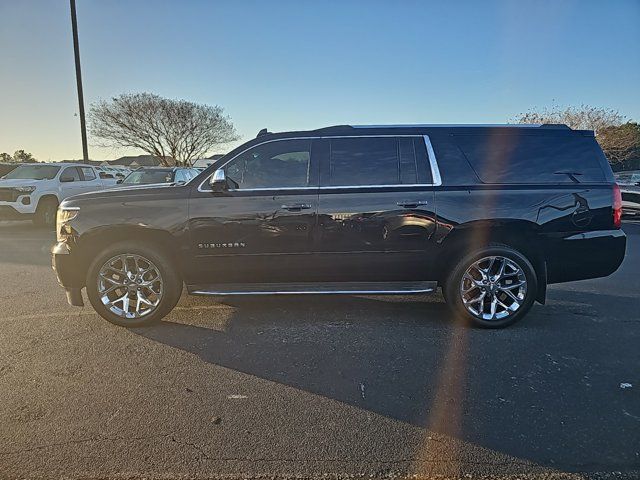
(33, 197, 58, 227)
(86, 242, 182, 327)
(444, 244, 537, 328)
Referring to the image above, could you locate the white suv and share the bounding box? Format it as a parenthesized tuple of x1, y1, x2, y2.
(0, 163, 108, 226)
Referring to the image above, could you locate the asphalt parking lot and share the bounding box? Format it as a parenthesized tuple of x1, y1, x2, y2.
(0, 221, 638, 479)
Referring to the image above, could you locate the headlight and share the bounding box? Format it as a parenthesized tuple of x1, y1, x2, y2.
(56, 207, 79, 242)
(15, 186, 36, 194)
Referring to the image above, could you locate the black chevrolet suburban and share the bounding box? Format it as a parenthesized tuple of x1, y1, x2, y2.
(51, 124, 626, 328)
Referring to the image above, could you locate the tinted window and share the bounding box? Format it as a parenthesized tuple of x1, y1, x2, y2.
(80, 167, 96, 181)
(430, 137, 479, 184)
(455, 134, 606, 184)
(224, 139, 311, 189)
(329, 137, 397, 186)
(61, 167, 81, 181)
(399, 138, 417, 184)
(327, 137, 430, 186)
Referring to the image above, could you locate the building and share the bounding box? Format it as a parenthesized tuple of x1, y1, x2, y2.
(110, 155, 175, 168)
(192, 154, 224, 169)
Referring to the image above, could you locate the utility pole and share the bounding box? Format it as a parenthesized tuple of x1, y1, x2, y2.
(70, 0, 89, 162)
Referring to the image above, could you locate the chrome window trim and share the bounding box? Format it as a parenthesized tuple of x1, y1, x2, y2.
(197, 134, 443, 192)
(423, 135, 442, 186)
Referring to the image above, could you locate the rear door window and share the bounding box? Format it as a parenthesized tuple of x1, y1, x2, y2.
(326, 137, 432, 187)
(61, 167, 82, 182)
(455, 134, 606, 184)
(79, 167, 96, 181)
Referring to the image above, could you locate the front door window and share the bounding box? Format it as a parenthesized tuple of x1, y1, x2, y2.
(224, 139, 312, 189)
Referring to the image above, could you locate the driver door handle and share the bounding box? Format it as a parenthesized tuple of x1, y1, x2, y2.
(281, 203, 312, 211)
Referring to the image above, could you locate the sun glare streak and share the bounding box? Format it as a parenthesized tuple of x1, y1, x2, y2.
(414, 319, 470, 477)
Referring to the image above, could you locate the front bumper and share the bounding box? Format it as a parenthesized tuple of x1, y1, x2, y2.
(0, 199, 37, 215)
(51, 242, 86, 306)
(0, 204, 34, 220)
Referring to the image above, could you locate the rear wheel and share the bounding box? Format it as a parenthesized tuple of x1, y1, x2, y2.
(33, 197, 58, 227)
(444, 244, 537, 328)
(86, 241, 182, 327)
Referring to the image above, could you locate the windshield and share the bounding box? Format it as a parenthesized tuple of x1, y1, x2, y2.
(3, 165, 61, 180)
(121, 170, 174, 185)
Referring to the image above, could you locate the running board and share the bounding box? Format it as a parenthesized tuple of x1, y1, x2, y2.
(188, 281, 437, 296)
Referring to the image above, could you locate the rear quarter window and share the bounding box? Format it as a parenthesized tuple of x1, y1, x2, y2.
(454, 134, 607, 184)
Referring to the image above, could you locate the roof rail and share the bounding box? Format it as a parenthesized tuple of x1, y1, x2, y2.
(349, 123, 560, 128)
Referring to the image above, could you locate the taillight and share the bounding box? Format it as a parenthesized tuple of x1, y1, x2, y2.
(613, 183, 622, 229)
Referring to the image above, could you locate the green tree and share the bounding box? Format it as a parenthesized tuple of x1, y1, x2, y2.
(0, 152, 12, 163)
(12, 149, 37, 163)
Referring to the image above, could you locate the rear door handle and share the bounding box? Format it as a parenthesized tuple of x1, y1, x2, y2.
(281, 203, 312, 211)
(397, 200, 429, 208)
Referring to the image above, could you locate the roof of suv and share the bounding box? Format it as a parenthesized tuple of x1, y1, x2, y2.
(198, 123, 596, 177)
(5, 162, 95, 169)
(254, 123, 591, 141)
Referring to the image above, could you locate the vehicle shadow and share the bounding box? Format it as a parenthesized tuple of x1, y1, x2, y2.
(135, 290, 639, 473)
(0, 221, 55, 267)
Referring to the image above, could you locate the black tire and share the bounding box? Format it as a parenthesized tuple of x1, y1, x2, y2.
(443, 244, 537, 328)
(33, 197, 58, 228)
(85, 241, 182, 327)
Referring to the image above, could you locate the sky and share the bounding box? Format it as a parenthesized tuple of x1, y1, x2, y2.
(0, 0, 639, 162)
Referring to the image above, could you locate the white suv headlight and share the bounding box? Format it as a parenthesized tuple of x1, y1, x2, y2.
(56, 207, 79, 241)
(15, 186, 36, 193)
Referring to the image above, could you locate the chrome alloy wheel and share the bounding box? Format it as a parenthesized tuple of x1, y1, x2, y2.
(460, 256, 527, 321)
(97, 254, 164, 319)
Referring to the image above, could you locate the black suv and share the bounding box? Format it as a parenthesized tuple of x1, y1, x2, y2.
(52, 124, 626, 328)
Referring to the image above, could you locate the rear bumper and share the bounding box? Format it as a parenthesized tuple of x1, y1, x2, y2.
(544, 229, 626, 284)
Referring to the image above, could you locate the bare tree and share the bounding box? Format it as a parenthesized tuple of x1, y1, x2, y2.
(512, 105, 637, 165)
(513, 104, 625, 135)
(597, 122, 640, 166)
(89, 93, 239, 166)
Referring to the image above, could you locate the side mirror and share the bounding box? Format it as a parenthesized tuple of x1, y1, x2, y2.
(116, 179, 123, 184)
(60, 175, 75, 183)
(209, 169, 228, 193)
